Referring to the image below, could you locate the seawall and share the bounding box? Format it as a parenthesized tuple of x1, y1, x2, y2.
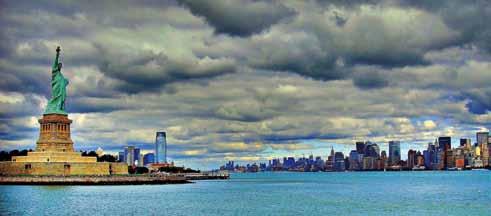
(0, 175, 190, 185)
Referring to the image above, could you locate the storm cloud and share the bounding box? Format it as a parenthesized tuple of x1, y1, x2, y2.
(178, 0, 295, 36)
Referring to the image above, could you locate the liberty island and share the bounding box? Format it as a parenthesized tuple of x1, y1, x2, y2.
(0, 47, 227, 184)
(0, 47, 128, 177)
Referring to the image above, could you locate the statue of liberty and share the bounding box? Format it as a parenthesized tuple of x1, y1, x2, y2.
(45, 46, 69, 115)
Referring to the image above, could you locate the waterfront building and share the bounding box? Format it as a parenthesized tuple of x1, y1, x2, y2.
(407, 150, 416, 169)
(138, 154, 144, 167)
(475, 132, 489, 167)
(446, 149, 455, 169)
(283, 157, 295, 169)
(334, 152, 345, 171)
(221, 161, 235, 171)
(473, 159, 484, 168)
(155, 132, 167, 163)
(482, 142, 489, 167)
(380, 150, 387, 170)
(454, 148, 465, 169)
(143, 153, 155, 165)
(460, 138, 472, 148)
(364, 143, 380, 158)
(362, 157, 377, 170)
(118, 151, 125, 163)
(124, 146, 140, 166)
(314, 156, 324, 171)
(423, 150, 430, 169)
(356, 141, 366, 154)
(438, 137, 451, 169)
(348, 150, 360, 170)
(326, 147, 335, 171)
(464, 148, 475, 168)
(416, 154, 425, 167)
(259, 163, 267, 171)
(389, 141, 401, 166)
(476, 132, 488, 147)
(437, 149, 445, 170)
(423, 142, 435, 169)
(438, 137, 451, 151)
(134, 147, 140, 166)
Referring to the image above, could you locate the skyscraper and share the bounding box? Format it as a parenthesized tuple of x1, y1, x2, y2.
(124, 146, 139, 166)
(118, 151, 125, 163)
(407, 149, 416, 169)
(438, 137, 451, 151)
(356, 141, 366, 154)
(460, 138, 471, 148)
(348, 150, 359, 170)
(438, 137, 451, 169)
(334, 152, 345, 171)
(476, 132, 489, 167)
(476, 132, 488, 147)
(364, 143, 380, 158)
(389, 141, 401, 166)
(155, 132, 167, 163)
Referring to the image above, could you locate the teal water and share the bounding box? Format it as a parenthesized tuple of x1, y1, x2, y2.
(0, 171, 490, 215)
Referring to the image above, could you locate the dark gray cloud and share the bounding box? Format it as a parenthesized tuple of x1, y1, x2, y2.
(463, 88, 491, 115)
(0, 93, 44, 118)
(0, 62, 50, 95)
(400, 0, 491, 53)
(178, 0, 295, 36)
(66, 96, 129, 113)
(352, 70, 389, 89)
(96, 45, 237, 93)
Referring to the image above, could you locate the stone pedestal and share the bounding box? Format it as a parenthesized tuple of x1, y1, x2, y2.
(12, 114, 97, 164)
(36, 114, 74, 152)
(0, 112, 128, 176)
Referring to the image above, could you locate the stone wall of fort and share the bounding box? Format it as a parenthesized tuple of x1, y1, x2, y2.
(0, 162, 128, 176)
(110, 163, 128, 175)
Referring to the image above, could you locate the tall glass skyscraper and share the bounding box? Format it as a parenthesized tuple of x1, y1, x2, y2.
(389, 141, 401, 166)
(155, 132, 167, 163)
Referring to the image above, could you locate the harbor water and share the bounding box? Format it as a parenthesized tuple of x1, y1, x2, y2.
(1, 171, 490, 215)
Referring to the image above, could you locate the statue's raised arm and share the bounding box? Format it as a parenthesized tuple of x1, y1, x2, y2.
(52, 46, 61, 73)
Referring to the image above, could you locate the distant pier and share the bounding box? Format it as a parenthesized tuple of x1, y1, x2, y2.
(183, 170, 230, 180)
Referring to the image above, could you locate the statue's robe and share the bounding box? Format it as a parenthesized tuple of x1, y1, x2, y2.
(45, 66, 68, 114)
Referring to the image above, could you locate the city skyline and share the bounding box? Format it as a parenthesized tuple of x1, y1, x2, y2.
(2, 1, 491, 170)
(221, 131, 490, 172)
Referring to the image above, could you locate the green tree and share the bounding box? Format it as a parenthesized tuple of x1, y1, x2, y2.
(98, 154, 117, 162)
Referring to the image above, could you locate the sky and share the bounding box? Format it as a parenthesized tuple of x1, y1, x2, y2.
(1, 0, 491, 169)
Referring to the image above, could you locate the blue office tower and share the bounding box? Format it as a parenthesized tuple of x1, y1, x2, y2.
(143, 153, 155, 165)
(118, 151, 125, 163)
(155, 132, 167, 163)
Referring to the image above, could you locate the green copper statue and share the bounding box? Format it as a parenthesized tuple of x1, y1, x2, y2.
(44, 46, 68, 115)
